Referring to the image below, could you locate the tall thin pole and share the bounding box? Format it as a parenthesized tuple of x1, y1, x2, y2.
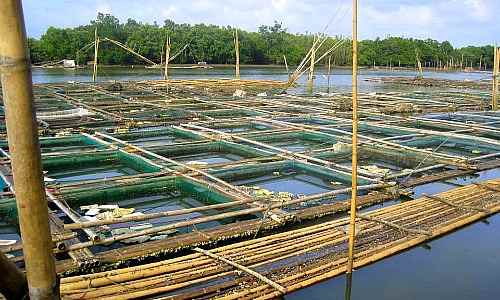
(493, 46, 499, 111)
(0, 1, 58, 299)
(164, 36, 171, 93)
(234, 29, 240, 79)
(346, 0, 358, 277)
(283, 55, 290, 79)
(92, 27, 99, 82)
(164, 36, 171, 80)
(308, 36, 316, 91)
(327, 55, 332, 93)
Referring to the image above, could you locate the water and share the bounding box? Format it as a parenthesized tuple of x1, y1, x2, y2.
(30, 65, 491, 93)
(288, 168, 500, 300)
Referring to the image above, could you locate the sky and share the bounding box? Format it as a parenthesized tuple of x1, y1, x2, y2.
(23, 0, 499, 47)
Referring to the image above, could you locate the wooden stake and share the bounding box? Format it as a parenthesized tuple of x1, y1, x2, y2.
(164, 36, 170, 81)
(92, 27, 99, 82)
(307, 36, 316, 90)
(283, 55, 290, 79)
(234, 29, 240, 79)
(346, 0, 358, 277)
(0, 1, 58, 298)
(327, 55, 332, 93)
(492, 47, 498, 111)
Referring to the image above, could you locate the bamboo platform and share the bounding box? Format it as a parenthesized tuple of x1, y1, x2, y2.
(58, 179, 500, 299)
(0, 79, 499, 282)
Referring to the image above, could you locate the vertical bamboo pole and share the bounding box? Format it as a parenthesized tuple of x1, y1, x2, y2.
(283, 55, 290, 79)
(493, 46, 498, 111)
(327, 55, 332, 93)
(164, 36, 171, 93)
(164, 36, 170, 80)
(234, 29, 240, 79)
(346, 0, 358, 278)
(0, 252, 27, 300)
(0, 1, 58, 299)
(92, 27, 99, 82)
(308, 36, 316, 90)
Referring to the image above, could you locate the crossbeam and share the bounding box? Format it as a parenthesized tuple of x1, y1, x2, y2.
(193, 247, 287, 294)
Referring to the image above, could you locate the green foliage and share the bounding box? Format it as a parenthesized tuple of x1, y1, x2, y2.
(29, 14, 494, 69)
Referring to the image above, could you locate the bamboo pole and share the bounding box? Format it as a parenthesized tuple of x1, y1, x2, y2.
(492, 46, 498, 111)
(307, 36, 316, 91)
(346, 0, 358, 278)
(0, 1, 58, 299)
(327, 55, 332, 93)
(283, 55, 290, 79)
(234, 29, 240, 79)
(194, 247, 287, 294)
(164, 36, 170, 94)
(92, 27, 99, 82)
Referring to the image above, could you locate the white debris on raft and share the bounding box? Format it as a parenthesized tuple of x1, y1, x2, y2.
(332, 141, 350, 153)
(232, 89, 246, 98)
(361, 165, 391, 177)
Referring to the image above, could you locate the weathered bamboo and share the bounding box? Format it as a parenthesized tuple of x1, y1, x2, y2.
(327, 55, 332, 93)
(234, 29, 240, 79)
(0, 1, 58, 298)
(92, 27, 99, 82)
(346, 0, 359, 277)
(164, 37, 170, 81)
(492, 47, 498, 111)
(307, 36, 316, 90)
(283, 55, 290, 79)
(59, 181, 500, 299)
(194, 247, 287, 294)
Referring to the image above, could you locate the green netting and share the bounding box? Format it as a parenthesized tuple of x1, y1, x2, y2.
(0, 175, 233, 223)
(176, 177, 232, 204)
(42, 150, 162, 173)
(0, 197, 16, 223)
(61, 176, 178, 207)
(150, 140, 269, 159)
(248, 130, 338, 144)
(117, 151, 163, 173)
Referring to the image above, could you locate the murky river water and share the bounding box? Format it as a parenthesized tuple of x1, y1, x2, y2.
(3, 66, 498, 299)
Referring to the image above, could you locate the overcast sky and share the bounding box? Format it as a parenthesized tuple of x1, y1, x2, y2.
(23, 0, 499, 47)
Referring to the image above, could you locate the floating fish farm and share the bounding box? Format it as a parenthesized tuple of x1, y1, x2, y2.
(0, 79, 499, 299)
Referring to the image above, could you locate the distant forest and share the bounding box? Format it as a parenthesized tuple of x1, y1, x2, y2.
(28, 13, 495, 69)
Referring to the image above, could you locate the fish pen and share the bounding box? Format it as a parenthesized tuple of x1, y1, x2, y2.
(0, 79, 499, 299)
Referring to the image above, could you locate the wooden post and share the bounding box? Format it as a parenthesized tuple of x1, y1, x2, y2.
(92, 27, 99, 82)
(493, 47, 499, 111)
(307, 36, 316, 90)
(346, 0, 358, 278)
(0, 252, 27, 300)
(327, 55, 332, 93)
(0, 1, 58, 299)
(234, 29, 240, 79)
(164, 36, 170, 81)
(283, 55, 290, 79)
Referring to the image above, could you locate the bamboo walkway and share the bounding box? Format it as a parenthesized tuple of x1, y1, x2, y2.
(59, 179, 500, 299)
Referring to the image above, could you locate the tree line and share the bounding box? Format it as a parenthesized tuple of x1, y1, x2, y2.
(28, 13, 495, 69)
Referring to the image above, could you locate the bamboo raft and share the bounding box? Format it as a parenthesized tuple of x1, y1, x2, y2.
(366, 76, 492, 91)
(0, 79, 499, 294)
(58, 179, 500, 299)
